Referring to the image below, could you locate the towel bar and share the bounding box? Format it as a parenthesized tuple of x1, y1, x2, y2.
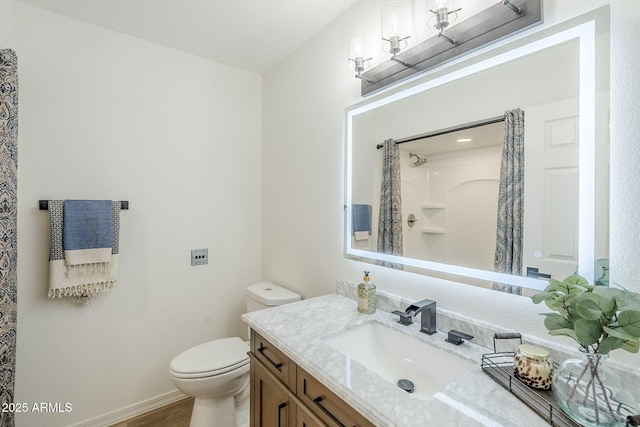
(39, 200, 129, 210)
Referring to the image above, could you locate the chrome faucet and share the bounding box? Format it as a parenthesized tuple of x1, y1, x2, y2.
(392, 299, 437, 335)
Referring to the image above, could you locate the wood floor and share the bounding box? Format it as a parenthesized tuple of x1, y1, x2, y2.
(110, 397, 194, 427)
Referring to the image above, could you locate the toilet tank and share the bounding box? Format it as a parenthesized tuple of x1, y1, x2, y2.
(246, 282, 301, 312)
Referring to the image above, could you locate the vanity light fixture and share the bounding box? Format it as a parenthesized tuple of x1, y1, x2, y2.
(353, 0, 542, 96)
(427, 0, 461, 45)
(502, 0, 522, 14)
(381, 0, 412, 66)
(348, 28, 373, 82)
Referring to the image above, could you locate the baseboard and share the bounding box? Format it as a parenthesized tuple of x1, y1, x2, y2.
(69, 389, 187, 427)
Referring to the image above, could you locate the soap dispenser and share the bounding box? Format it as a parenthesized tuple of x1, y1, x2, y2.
(357, 271, 377, 314)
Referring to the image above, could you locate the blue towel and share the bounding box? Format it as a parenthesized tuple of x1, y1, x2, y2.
(352, 204, 371, 235)
(63, 200, 113, 266)
(49, 200, 121, 300)
(63, 200, 113, 250)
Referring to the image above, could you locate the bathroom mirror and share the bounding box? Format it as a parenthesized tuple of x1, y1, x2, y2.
(345, 14, 610, 292)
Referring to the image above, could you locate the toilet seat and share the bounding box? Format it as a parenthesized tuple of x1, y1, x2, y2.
(170, 337, 250, 380)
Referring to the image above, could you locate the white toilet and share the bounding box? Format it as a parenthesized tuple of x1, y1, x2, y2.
(169, 282, 301, 427)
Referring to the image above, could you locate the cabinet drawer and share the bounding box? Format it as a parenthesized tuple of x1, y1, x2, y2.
(296, 367, 374, 427)
(250, 353, 297, 427)
(251, 330, 296, 391)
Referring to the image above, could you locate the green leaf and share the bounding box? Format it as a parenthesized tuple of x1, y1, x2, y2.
(603, 325, 637, 341)
(546, 295, 569, 312)
(543, 313, 572, 331)
(622, 338, 640, 353)
(536, 291, 570, 314)
(615, 290, 640, 311)
(545, 277, 588, 295)
(597, 336, 624, 354)
(574, 319, 602, 345)
(544, 279, 565, 292)
(562, 275, 593, 291)
(575, 293, 615, 320)
(603, 327, 640, 353)
(548, 328, 578, 341)
(594, 261, 605, 281)
(618, 310, 640, 338)
(594, 259, 610, 286)
(531, 292, 554, 304)
(593, 286, 624, 301)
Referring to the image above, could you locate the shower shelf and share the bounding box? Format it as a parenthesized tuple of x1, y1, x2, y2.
(421, 228, 446, 234)
(422, 204, 447, 209)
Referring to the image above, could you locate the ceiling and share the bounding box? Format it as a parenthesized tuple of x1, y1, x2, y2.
(17, 0, 358, 74)
(398, 121, 503, 157)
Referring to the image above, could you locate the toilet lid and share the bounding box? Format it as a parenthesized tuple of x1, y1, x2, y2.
(246, 282, 301, 306)
(170, 337, 249, 378)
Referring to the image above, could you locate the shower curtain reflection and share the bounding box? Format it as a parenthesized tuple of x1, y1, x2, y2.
(493, 109, 525, 295)
(377, 139, 403, 268)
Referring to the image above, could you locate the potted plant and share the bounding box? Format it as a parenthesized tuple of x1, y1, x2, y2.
(532, 275, 640, 426)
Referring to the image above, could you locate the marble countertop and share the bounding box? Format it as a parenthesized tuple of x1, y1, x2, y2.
(242, 293, 554, 427)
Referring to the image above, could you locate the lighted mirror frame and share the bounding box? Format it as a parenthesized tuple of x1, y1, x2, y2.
(345, 21, 596, 291)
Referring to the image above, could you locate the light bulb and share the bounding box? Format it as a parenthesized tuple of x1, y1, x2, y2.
(348, 28, 371, 59)
(348, 27, 372, 74)
(431, 0, 458, 12)
(353, 39, 363, 57)
(388, 14, 399, 36)
(433, 0, 447, 11)
(381, 1, 411, 41)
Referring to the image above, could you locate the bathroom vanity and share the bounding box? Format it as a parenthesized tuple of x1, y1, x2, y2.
(243, 292, 578, 426)
(250, 329, 374, 426)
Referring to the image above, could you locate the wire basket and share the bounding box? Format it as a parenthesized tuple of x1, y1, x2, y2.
(481, 351, 579, 426)
(481, 333, 640, 427)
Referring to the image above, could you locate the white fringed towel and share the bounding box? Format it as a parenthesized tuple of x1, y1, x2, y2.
(48, 200, 121, 300)
(354, 231, 369, 241)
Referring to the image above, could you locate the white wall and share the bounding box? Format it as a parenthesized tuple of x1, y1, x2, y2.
(263, 0, 640, 368)
(0, 0, 12, 48)
(15, 3, 262, 425)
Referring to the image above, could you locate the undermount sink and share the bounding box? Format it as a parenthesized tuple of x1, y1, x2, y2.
(322, 321, 475, 400)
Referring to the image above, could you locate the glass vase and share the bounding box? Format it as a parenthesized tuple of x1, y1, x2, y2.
(552, 350, 637, 426)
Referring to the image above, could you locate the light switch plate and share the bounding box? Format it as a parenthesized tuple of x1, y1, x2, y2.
(191, 248, 208, 266)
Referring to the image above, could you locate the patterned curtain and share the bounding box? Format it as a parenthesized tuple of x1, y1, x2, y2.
(493, 109, 524, 295)
(0, 49, 18, 427)
(377, 139, 403, 263)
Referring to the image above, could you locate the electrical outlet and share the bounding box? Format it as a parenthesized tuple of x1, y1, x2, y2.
(191, 248, 208, 266)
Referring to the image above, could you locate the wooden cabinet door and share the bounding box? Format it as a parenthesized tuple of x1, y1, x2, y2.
(251, 354, 296, 427)
(296, 402, 327, 427)
(296, 367, 374, 427)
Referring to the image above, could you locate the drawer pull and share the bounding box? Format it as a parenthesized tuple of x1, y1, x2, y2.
(278, 402, 287, 427)
(313, 396, 352, 427)
(258, 343, 283, 371)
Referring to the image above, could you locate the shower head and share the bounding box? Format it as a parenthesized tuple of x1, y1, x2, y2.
(409, 153, 427, 166)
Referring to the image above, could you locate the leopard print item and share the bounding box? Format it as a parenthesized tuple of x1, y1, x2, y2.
(514, 349, 554, 390)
